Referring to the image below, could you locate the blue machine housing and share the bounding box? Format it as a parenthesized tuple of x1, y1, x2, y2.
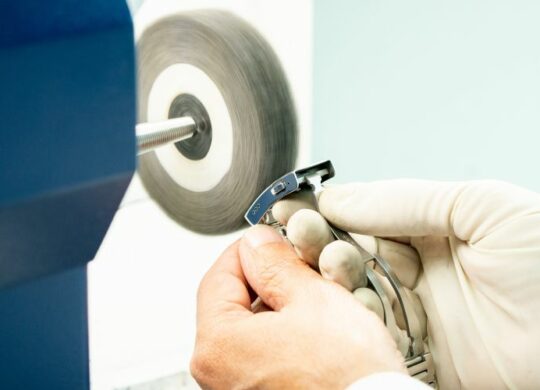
(0, 0, 136, 388)
(0, 0, 136, 287)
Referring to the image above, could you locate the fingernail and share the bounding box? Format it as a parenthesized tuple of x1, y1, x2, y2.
(243, 225, 283, 249)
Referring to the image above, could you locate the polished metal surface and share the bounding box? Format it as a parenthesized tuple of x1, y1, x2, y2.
(245, 160, 436, 386)
(136, 117, 196, 155)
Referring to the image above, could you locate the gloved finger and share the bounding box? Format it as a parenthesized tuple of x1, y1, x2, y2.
(392, 287, 427, 340)
(238, 225, 323, 311)
(285, 209, 421, 288)
(352, 234, 421, 290)
(272, 189, 318, 225)
(352, 277, 408, 356)
(376, 272, 428, 340)
(319, 240, 367, 291)
(386, 236, 411, 245)
(196, 241, 253, 327)
(286, 209, 334, 268)
(352, 287, 384, 321)
(319, 180, 467, 238)
(321, 180, 540, 243)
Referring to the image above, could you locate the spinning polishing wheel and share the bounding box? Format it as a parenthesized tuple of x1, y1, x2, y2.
(136, 10, 298, 234)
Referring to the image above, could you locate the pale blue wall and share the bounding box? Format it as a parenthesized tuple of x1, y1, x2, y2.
(314, 0, 540, 190)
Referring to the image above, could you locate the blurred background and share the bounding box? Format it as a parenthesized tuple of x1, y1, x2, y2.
(89, 0, 540, 389)
(314, 0, 540, 190)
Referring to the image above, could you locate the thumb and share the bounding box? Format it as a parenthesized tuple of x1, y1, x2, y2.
(319, 180, 466, 238)
(239, 225, 322, 311)
(319, 180, 540, 242)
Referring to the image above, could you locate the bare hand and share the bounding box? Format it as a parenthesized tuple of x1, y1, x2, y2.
(191, 225, 405, 389)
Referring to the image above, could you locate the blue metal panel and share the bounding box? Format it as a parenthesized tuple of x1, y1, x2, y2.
(0, 174, 132, 287)
(0, 0, 136, 286)
(0, 1, 131, 47)
(0, 1, 136, 389)
(0, 266, 89, 390)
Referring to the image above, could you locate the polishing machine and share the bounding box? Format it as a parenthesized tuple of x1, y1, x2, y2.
(0, 2, 296, 388)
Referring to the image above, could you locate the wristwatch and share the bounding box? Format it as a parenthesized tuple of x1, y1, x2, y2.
(245, 160, 436, 386)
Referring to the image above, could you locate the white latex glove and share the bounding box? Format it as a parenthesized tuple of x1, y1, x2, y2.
(274, 180, 540, 389)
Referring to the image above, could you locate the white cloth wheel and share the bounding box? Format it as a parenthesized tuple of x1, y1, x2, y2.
(137, 10, 297, 233)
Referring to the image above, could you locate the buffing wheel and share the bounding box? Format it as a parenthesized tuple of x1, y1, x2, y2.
(137, 10, 298, 234)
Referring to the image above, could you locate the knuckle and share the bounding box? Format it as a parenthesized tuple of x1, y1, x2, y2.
(190, 329, 221, 385)
(190, 347, 211, 385)
(258, 257, 289, 306)
(189, 351, 206, 381)
(259, 258, 286, 284)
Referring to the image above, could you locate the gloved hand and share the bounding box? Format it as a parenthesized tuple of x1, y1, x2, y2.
(273, 180, 540, 389)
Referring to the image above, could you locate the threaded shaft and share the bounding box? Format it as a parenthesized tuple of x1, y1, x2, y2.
(136, 117, 196, 155)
